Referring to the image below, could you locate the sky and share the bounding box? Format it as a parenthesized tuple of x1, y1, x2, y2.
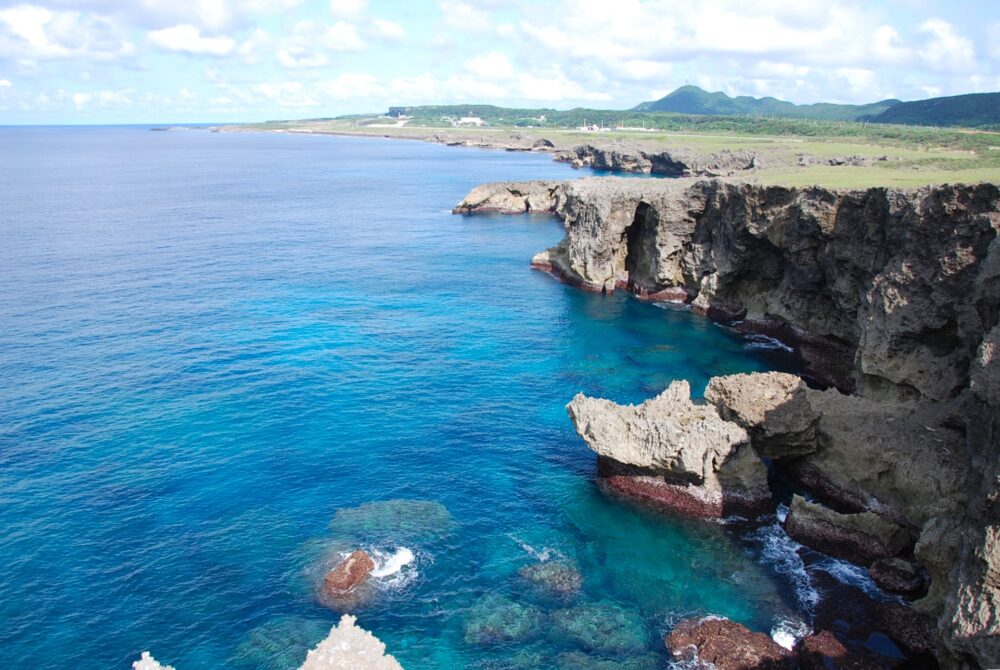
(0, 0, 997, 123)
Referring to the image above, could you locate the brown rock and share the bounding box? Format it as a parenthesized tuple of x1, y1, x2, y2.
(665, 617, 795, 670)
(323, 550, 375, 595)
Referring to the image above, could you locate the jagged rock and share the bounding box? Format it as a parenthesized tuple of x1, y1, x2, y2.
(795, 631, 881, 670)
(458, 176, 1000, 668)
(705, 372, 819, 458)
(868, 558, 928, 598)
(568, 380, 771, 517)
(549, 601, 648, 655)
(665, 617, 795, 670)
(299, 614, 403, 670)
(462, 594, 542, 646)
(133, 652, 175, 670)
(451, 180, 560, 215)
(517, 561, 582, 601)
(784, 495, 910, 565)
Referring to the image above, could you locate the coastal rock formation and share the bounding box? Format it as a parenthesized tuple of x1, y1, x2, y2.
(456, 176, 1000, 668)
(567, 380, 771, 517)
(783, 494, 911, 565)
(554, 143, 759, 177)
(664, 617, 795, 669)
(549, 601, 648, 655)
(869, 558, 929, 597)
(705, 372, 819, 458)
(299, 614, 404, 670)
(452, 180, 561, 215)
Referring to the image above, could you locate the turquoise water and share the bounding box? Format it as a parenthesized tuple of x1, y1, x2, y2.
(0, 128, 805, 669)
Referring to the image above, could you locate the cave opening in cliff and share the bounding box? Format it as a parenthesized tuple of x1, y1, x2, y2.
(625, 201, 657, 291)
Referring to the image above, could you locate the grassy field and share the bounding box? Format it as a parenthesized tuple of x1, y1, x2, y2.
(232, 117, 1000, 189)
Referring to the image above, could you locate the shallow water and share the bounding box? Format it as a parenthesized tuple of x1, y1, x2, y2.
(1, 128, 805, 669)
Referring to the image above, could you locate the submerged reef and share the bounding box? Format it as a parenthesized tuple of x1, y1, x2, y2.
(457, 177, 1000, 669)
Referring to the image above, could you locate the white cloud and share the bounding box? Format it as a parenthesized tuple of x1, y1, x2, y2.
(0, 78, 11, 86)
(329, 0, 367, 19)
(439, 1, 493, 33)
(919, 19, 975, 72)
(464, 51, 514, 80)
(148, 24, 236, 56)
(0, 4, 134, 61)
(275, 20, 365, 68)
(369, 17, 404, 42)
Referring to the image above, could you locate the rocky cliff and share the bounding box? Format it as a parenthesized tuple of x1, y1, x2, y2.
(456, 177, 1000, 668)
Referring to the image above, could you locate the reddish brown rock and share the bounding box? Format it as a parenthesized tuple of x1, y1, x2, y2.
(796, 631, 881, 670)
(323, 550, 375, 595)
(665, 618, 795, 670)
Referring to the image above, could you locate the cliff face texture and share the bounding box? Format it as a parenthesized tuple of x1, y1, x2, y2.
(457, 178, 1000, 668)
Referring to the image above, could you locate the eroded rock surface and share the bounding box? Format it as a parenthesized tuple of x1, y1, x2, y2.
(323, 550, 375, 596)
(457, 176, 1000, 668)
(567, 380, 771, 517)
(452, 181, 561, 215)
(299, 614, 404, 670)
(705, 372, 819, 458)
(665, 617, 795, 670)
(784, 494, 910, 565)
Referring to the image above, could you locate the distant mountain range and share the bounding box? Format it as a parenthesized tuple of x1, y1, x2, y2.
(635, 85, 1000, 128)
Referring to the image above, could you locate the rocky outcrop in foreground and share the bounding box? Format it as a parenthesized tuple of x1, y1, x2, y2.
(134, 615, 403, 670)
(567, 380, 770, 517)
(456, 177, 1000, 668)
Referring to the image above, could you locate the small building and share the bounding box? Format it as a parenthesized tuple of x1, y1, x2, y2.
(456, 116, 486, 127)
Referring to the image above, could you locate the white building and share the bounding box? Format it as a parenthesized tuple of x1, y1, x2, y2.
(456, 116, 486, 127)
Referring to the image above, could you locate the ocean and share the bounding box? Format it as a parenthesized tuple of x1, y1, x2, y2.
(1, 127, 812, 668)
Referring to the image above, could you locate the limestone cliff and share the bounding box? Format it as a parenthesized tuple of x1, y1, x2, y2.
(456, 177, 1000, 668)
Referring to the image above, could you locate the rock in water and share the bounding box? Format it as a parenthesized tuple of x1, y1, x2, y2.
(665, 617, 795, 670)
(324, 550, 374, 592)
(517, 561, 582, 602)
(783, 495, 910, 566)
(299, 614, 403, 670)
(549, 601, 648, 655)
(567, 380, 771, 517)
(462, 594, 542, 646)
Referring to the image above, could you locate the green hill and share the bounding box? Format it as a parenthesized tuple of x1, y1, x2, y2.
(862, 92, 1000, 128)
(635, 85, 899, 121)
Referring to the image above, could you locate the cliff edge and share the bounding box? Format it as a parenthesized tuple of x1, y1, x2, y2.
(456, 177, 1000, 668)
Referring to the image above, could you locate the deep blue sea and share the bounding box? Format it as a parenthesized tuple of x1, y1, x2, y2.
(1, 127, 812, 669)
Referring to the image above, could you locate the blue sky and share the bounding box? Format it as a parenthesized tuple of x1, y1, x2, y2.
(0, 0, 997, 123)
